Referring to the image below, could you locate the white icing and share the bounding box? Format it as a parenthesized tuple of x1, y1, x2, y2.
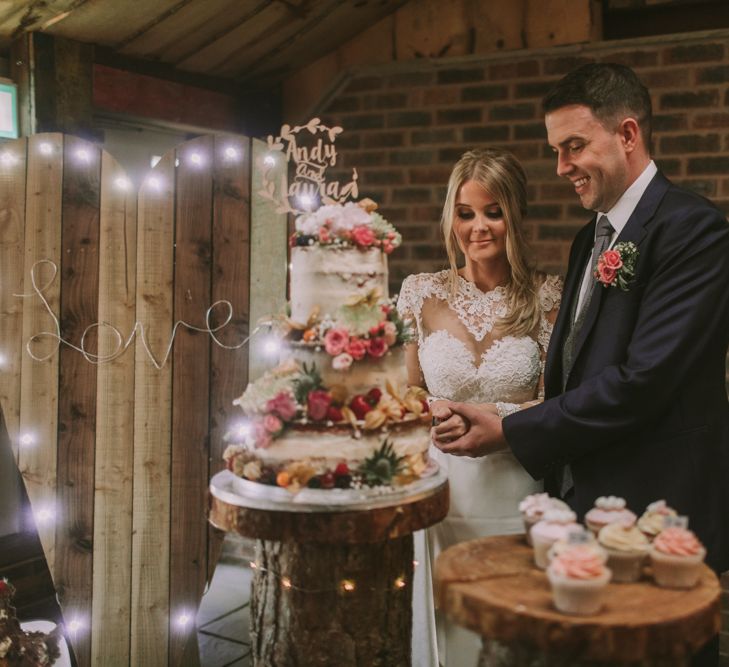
(595, 495, 627, 510)
(290, 346, 408, 397)
(253, 423, 430, 464)
(290, 246, 388, 324)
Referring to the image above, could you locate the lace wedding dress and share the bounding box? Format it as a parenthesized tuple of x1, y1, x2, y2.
(397, 270, 562, 667)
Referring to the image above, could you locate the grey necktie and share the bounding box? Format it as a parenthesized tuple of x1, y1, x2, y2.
(561, 215, 613, 387)
(557, 215, 613, 498)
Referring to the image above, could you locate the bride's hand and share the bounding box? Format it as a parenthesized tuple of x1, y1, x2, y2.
(430, 400, 470, 445)
(432, 401, 507, 457)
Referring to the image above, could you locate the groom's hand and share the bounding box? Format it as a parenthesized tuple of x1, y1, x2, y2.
(432, 401, 507, 457)
(430, 400, 469, 443)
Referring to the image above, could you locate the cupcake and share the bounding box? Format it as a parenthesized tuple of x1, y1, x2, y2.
(548, 526, 607, 565)
(518, 493, 570, 546)
(637, 500, 677, 541)
(597, 521, 650, 582)
(547, 545, 612, 615)
(530, 509, 580, 569)
(650, 518, 706, 589)
(585, 496, 637, 535)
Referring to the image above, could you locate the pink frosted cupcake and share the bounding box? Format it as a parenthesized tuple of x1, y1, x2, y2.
(585, 496, 636, 535)
(637, 500, 677, 541)
(547, 545, 612, 615)
(597, 521, 650, 582)
(650, 518, 706, 589)
(518, 493, 570, 546)
(530, 509, 580, 569)
(548, 526, 606, 565)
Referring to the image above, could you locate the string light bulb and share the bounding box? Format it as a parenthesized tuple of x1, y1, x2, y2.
(39, 142, 53, 156)
(146, 175, 162, 191)
(67, 618, 84, 636)
(263, 155, 275, 167)
(263, 337, 280, 356)
(35, 506, 55, 525)
(114, 176, 131, 191)
(281, 577, 292, 590)
(340, 579, 356, 593)
(394, 576, 407, 590)
(0, 151, 17, 166)
(234, 421, 251, 439)
(19, 432, 35, 448)
(75, 148, 91, 163)
(224, 146, 240, 161)
(189, 152, 204, 166)
(176, 612, 192, 628)
(0, 352, 7, 368)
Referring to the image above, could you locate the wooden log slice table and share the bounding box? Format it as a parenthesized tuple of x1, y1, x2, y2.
(435, 534, 720, 667)
(209, 468, 449, 667)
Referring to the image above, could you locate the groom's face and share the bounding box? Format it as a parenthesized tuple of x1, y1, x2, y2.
(546, 104, 631, 212)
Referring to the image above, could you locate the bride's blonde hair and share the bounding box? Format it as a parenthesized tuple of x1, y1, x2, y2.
(441, 148, 541, 338)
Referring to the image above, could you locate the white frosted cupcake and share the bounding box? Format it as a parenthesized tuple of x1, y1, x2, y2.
(518, 493, 570, 546)
(585, 496, 636, 535)
(530, 509, 580, 569)
(547, 545, 612, 615)
(637, 500, 677, 541)
(597, 521, 650, 582)
(650, 518, 706, 589)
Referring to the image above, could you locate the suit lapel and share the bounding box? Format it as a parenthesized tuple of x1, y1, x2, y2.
(569, 171, 670, 365)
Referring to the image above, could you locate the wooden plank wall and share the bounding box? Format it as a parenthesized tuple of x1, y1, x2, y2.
(0, 132, 287, 666)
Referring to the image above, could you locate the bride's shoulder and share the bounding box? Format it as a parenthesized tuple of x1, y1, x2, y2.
(535, 272, 564, 312)
(397, 270, 449, 315)
(399, 270, 450, 296)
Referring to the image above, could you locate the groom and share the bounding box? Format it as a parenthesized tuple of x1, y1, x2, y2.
(433, 63, 729, 578)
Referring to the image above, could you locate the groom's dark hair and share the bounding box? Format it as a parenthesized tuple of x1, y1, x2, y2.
(543, 62, 653, 149)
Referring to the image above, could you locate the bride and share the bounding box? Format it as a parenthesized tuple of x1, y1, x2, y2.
(397, 149, 562, 666)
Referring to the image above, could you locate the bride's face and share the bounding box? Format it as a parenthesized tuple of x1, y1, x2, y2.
(453, 179, 508, 266)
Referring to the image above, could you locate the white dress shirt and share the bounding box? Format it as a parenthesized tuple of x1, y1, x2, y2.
(573, 161, 658, 319)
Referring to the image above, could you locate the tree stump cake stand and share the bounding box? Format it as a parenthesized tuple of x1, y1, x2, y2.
(209, 469, 449, 666)
(435, 534, 721, 667)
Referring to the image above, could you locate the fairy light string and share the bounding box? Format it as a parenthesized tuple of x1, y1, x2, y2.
(15, 259, 263, 369)
(248, 559, 417, 594)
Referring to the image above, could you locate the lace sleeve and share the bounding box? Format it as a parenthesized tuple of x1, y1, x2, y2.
(537, 274, 563, 352)
(396, 273, 431, 343)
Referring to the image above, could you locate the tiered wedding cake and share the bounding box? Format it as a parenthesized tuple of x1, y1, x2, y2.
(223, 199, 431, 493)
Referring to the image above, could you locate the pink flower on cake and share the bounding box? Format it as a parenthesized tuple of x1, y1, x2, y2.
(367, 337, 389, 358)
(382, 321, 398, 345)
(346, 337, 367, 360)
(252, 421, 272, 449)
(324, 328, 349, 356)
(332, 353, 354, 371)
(265, 391, 297, 421)
(263, 414, 283, 435)
(307, 389, 332, 421)
(318, 227, 330, 243)
(351, 225, 376, 247)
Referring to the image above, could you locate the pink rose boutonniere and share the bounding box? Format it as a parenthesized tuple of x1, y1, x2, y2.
(595, 241, 638, 291)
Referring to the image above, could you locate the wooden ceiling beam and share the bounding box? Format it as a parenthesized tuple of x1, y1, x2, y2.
(168, 0, 273, 66)
(115, 0, 196, 49)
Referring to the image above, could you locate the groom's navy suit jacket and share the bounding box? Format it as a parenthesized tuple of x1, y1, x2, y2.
(504, 172, 729, 573)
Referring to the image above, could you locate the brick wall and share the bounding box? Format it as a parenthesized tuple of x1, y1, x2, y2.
(316, 29, 729, 664)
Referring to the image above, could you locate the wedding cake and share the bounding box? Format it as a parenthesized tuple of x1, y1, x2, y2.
(0, 579, 60, 666)
(223, 199, 431, 492)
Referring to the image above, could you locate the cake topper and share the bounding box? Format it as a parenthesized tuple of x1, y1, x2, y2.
(261, 118, 359, 214)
